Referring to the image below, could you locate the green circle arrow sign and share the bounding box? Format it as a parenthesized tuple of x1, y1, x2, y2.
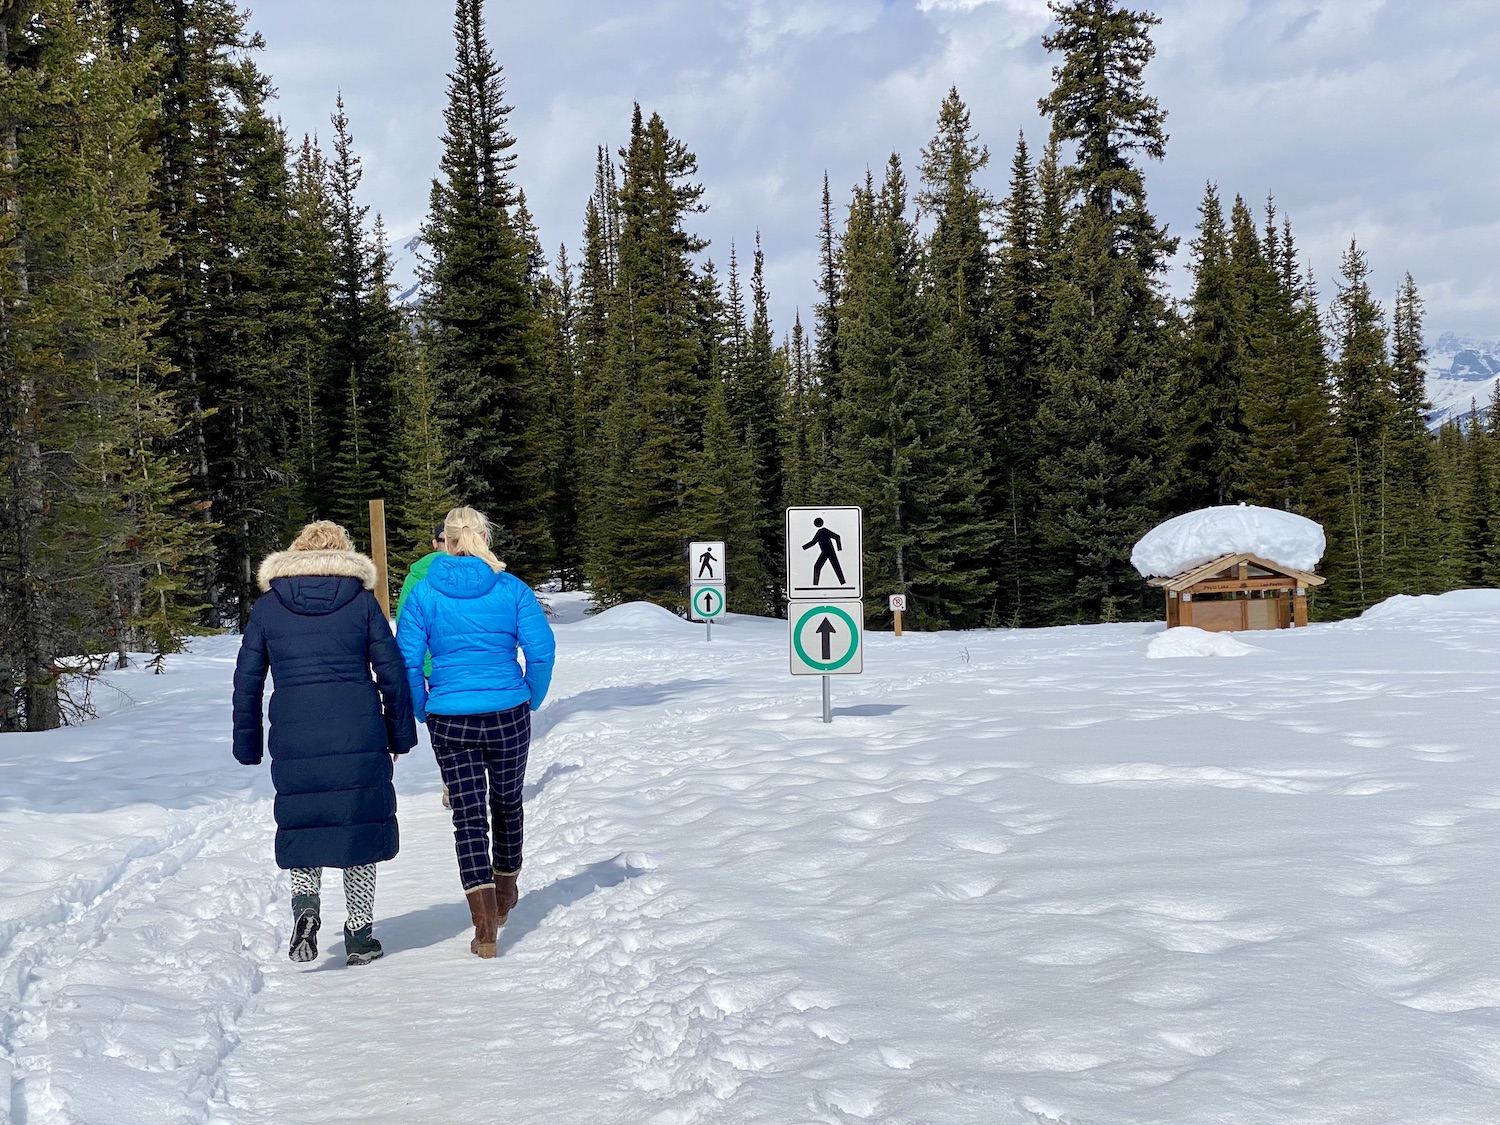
(693, 586, 725, 619)
(792, 604, 859, 671)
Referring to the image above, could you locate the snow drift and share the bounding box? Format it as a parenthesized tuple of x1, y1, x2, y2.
(1355, 587, 1500, 626)
(1131, 505, 1326, 578)
(1146, 626, 1262, 659)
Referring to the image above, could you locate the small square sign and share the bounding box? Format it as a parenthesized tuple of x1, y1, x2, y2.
(689, 542, 726, 585)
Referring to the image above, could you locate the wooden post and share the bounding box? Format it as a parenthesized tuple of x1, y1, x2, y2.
(369, 499, 390, 619)
(1165, 590, 1176, 628)
(1179, 592, 1194, 629)
(1293, 587, 1308, 628)
(894, 609, 903, 637)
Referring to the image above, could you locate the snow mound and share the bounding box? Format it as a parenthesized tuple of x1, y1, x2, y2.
(1132, 505, 1325, 578)
(571, 600, 698, 635)
(541, 589, 597, 625)
(1147, 626, 1263, 659)
(1357, 588, 1500, 625)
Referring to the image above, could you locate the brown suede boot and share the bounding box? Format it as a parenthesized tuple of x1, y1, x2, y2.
(465, 884, 499, 958)
(494, 871, 519, 926)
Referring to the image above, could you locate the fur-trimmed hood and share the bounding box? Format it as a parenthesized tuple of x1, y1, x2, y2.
(257, 549, 378, 593)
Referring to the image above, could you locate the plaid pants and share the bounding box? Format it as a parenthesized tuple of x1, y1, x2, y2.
(428, 704, 531, 891)
(290, 864, 376, 929)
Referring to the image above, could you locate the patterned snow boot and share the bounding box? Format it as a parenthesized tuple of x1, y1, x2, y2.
(343, 922, 383, 967)
(288, 893, 321, 963)
(466, 885, 499, 958)
(494, 870, 519, 926)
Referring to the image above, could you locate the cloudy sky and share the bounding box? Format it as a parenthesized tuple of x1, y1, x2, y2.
(253, 0, 1500, 349)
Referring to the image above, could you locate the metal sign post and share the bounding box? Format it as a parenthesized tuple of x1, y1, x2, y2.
(688, 541, 726, 640)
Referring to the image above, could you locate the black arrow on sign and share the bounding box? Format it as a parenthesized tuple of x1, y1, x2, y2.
(815, 616, 837, 661)
(700, 589, 717, 614)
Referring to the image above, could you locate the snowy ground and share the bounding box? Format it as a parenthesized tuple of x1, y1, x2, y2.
(2, 591, 1499, 1124)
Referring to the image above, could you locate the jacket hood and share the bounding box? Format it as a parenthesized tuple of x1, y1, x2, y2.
(258, 549, 377, 617)
(258, 549, 378, 592)
(427, 553, 503, 600)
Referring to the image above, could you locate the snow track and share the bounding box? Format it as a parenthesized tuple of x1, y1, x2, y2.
(2, 596, 1499, 1123)
(1, 798, 275, 1125)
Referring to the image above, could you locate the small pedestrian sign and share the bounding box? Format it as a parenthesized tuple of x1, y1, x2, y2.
(789, 600, 863, 675)
(689, 541, 726, 585)
(786, 507, 862, 600)
(689, 584, 726, 621)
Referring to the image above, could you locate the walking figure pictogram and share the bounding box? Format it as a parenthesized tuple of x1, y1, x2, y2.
(697, 547, 718, 579)
(802, 519, 845, 586)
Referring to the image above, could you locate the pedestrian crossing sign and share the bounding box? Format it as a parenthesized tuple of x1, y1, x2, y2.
(785, 507, 863, 601)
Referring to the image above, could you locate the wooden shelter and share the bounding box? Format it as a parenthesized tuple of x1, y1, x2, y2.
(1149, 553, 1324, 632)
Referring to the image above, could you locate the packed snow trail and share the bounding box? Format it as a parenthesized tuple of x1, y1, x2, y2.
(2, 592, 1499, 1123)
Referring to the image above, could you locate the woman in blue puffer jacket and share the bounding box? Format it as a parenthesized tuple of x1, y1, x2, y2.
(396, 506, 555, 958)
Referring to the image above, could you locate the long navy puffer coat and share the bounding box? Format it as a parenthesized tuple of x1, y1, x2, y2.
(232, 548, 418, 870)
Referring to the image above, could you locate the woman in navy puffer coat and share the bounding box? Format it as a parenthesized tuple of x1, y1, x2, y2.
(233, 521, 417, 966)
(396, 506, 555, 959)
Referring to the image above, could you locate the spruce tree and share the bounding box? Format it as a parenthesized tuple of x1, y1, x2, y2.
(734, 235, 786, 611)
(991, 132, 1044, 624)
(574, 155, 621, 579)
(1032, 0, 1176, 622)
(1453, 406, 1495, 586)
(111, 0, 300, 624)
(1239, 208, 1343, 527)
(835, 158, 995, 629)
(918, 88, 1003, 623)
(1175, 184, 1247, 509)
(390, 326, 457, 572)
(0, 0, 199, 726)
(285, 135, 336, 521)
(782, 314, 819, 508)
(548, 245, 586, 586)
(1385, 273, 1440, 593)
(1324, 239, 1395, 614)
(809, 174, 843, 503)
(692, 303, 768, 613)
(324, 96, 397, 542)
(587, 107, 709, 608)
(423, 0, 545, 575)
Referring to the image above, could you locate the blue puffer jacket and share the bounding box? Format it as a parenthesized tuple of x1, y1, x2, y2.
(396, 554, 555, 721)
(232, 548, 418, 870)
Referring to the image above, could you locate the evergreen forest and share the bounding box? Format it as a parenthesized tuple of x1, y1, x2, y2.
(2, 0, 1492, 730)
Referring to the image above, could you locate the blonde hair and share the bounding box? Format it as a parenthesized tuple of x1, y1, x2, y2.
(289, 520, 353, 553)
(443, 507, 506, 573)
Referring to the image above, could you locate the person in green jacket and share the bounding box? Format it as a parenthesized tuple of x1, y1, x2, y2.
(395, 524, 446, 628)
(396, 525, 448, 807)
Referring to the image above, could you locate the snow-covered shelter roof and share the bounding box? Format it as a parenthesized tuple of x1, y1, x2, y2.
(1131, 505, 1326, 579)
